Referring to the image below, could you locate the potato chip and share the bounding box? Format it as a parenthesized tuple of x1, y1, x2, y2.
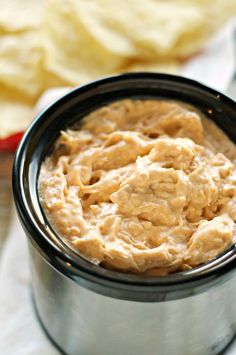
(0, 32, 43, 98)
(0, 0, 236, 140)
(44, 0, 232, 87)
(42, 69, 70, 92)
(79, 0, 206, 59)
(168, 0, 236, 56)
(0, 0, 46, 32)
(74, 0, 138, 57)
(43, 0, 200, 84)
(177, 0, 236, 29)
(0, 32, 68, 98)
(121, 60, 179, 74)
(0, 85, 34, 138)
(43, 0, 131, 85)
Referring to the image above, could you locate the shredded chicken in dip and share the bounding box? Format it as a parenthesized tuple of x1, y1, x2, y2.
(39, 99, 236, 275)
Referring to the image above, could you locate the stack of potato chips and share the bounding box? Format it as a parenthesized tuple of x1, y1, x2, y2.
(0, 0, 236, 138)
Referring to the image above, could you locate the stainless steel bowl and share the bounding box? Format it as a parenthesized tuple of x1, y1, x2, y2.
(13, 73, 236, 355)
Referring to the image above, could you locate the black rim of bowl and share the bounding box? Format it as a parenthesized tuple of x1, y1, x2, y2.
(12, 72, 236, 301)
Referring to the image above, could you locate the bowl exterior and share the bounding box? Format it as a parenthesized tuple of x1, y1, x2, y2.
(29, 241, 236, 355)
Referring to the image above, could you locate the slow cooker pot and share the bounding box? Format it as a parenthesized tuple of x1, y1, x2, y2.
(13, 73, 236, 355)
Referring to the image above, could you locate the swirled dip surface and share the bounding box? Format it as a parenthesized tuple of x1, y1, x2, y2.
(39, 100, 236, 275)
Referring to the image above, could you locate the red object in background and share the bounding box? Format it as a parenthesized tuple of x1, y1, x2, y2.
(0, 132, 24, 152)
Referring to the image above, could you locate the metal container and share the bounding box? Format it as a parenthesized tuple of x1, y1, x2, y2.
(13, 73, 236, 355)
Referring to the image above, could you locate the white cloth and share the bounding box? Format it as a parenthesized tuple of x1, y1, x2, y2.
(1, 20, 236, 354)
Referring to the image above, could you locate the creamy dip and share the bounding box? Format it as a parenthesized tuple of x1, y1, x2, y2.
(39, 99, 236, 275)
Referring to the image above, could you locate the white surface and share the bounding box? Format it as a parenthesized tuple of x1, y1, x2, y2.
(0, 210, 58, 354)
(1, 20, 236, 354)
(181, 18, 236, 93)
